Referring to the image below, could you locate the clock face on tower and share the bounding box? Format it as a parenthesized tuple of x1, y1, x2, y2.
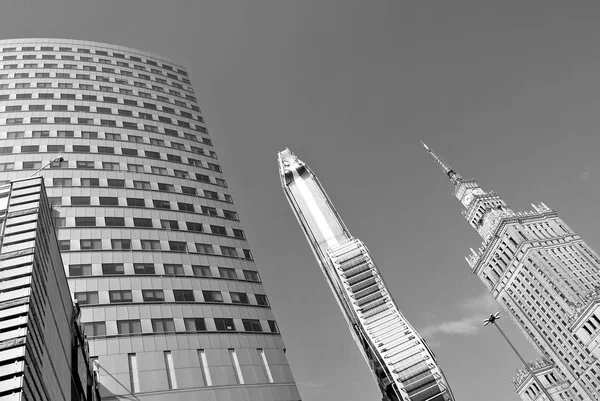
(472, 188, 484, 196)
(463, 193, 474, 206)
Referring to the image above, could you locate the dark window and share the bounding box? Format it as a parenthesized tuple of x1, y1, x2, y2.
(184, 318, 206, 332)
(84, 322, 106, 337)
(256, 294, 269, 306)
(178, 202, 194, 212)
(203, 291, 223, 303)
(141, 240, 161, 251)
(173, 290, 195, 302)
(142, 290, 164, 302)
(153, 200, 170, 209)
(98, 146, 114, 154)
(76, 161, 94, 169)
(210, 225, 227, 236)
(160, 220, 179, 230)
(111, 239, 131, 250)
(133, 180, 150, 189)
(158, 183, 175, 192)
(21, 145, 39, 152)
(181, 186, 197, 196)
(69, 264, 92, 277)
(127, 198, 146, 207)
(117, 320, 141, 335)
(99, 197, 118, 206)
(268, 321, 279, 333)
(75, 148, 92, 155)
(243, 270, 260, 282)
(107, 179, 125, 188)
(192, 265, 212, 277)
(164, 264, 184, 275)
(75, 217, 96, 227)
(75, 292, 99, 305)
(134, 264, 155, 275)
(133, 218, 153, 228)
(186, 222, 203, 233)
(71, 196, 90, 206)
(218, 267, 237, 279)
(109, 290, 133, 303)
(195, 243, 214, 254)
(122, 148, 138, 156)
(233, 229, 245, 239)
(80, 239, 101, 250)
(151, 319, 175, 333)
(242, 319, 263, 332)
(102, 263, 125, 275)
(196, 174, 210, 183)
(53, 178, 71, 186)
(214, 318, 235, 331)
(221, 246, 238, 258)
(169, 241, 187, 252)
(202, 206, 217, 216)
(105, 217, 125, 227)
(167, 154, 182, 163)
(243, 249, 253, 260)
(58, 240, 70, 251)
(204, 190, 218, 200)
(231, 292, 249, 304)
(145, 150, 160, 159)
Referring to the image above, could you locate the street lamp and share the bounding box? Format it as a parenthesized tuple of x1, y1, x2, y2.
(30, 156, 65, 177)
(484, 312, 554, 400)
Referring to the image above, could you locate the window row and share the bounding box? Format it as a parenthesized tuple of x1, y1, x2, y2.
(60, 216, 243, 238)
(2, 113, 206, 135)
(57, 235, 252, 259)
(1, 46, 189, 77)
(83, 317, 278, 338)
(1, 100, 203, 123)
(0, 72, 195, 102)
(69, 263, 259, 282)
(75, 288, 268, 306)
(1, 130, 216, 156)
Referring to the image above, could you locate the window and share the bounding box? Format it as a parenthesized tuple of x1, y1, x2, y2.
(105, 132, 121, 140)
(102, 162, 120, 171)
(171, 142, 185, 150)
(186, 222, 203, 233)
(22, 161, 41, 170)
(242, 319, 263, 332)
(75, 217, 96, 227)
(134, 264, 155, 274)
(5, 105, 22, 112)
(76, 161, 95, 168)
(84, 322, 106, 338)
(207, 163, 221, 173)
(6, 132, 24, 139)
(153, 200, 171, 209)
(215, 179, 227, 187)
(204, 190, 218, 200)
(122, 122, 138, 129)
(21, 145, 39, 153)
(122, 148, 138, 156)
(243, 249, 253, 260)
(6, 118, 23, 125)
(164, 264, 184, 275)
(169, 241, 187, 252)
(141, 240, 161, 251)
(133, 218, 153, 228)
(71, 196, 90, 206)
(109, 290, 133, 303)
(211, 225, 227, 236)
(96, 107, 112, 114)
(102, 263, 124, 275)
(231, 292, 249, 304)
(218, 267, 237, 279)
(256, 294, 269, 306)
(160, 220, 179, 230)
(107, 178, 125, 188)
(196, 174, 210, 183)
(78, 118, 93, 125)
(127, 198, 146, 207)
(202, 291, 223, 303)
(128, 135, 143, 143)
(178, 202, 194, 212)
(0, 162, 14, 171)
(151, 166, 167, 175)
(192, 265, 212, 277)
(173, 290, 195, 302)
(54, 117, 71, 124)
(105, 217, 125, 227)
(195, 243, 214, 254)
(100, 119, 116, 127)
(184, 318, 206, 332)
(223, 210, 238, 220)
(82, 94, 96, 101)
(99, 197, 118, 206)
(57, 130, 74, 138)
(145, 150, 160, 159)
(268, 321, 279, 333)
(58, 240, 70, 251)
(243, 270, 260, 282)
(199, 208, 216, 218)
(75, 291, 99, 305)
(69, 264, 92, 277)
(214, 318, 235, 331)
(80, 239, 101, 250)
(181, 186, 197, 196)
(117, 320, 142, 335)
(233, 229, 245, 239)
(98, 146, 114, 154)
(74, 146, 92, 154)
(167, 154, 182, 163)
(224, 194, 233, 203)
(221, 246, 238, 258)
(151, 319, 175, 333)
(111, 239, 131, 250)
(142, 290, 164, 302)
(82, 131, 98, 139)
(53, 177, 73, 187)
(133, 180, 150, 190)
(173, 170, 188, 178)
(158, 183, 175, 192)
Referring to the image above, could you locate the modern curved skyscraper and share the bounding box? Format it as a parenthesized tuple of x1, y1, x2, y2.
(278, 149, 455, 401)
(0, 38, 299, 401)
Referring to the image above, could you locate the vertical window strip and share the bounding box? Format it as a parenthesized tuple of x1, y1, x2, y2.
(164, 351, 178, 389)
(258, 348, 274, 383)
(128, 353, 139, 393)
(198, 349, 212, 386)
(229, 348, 244, 384)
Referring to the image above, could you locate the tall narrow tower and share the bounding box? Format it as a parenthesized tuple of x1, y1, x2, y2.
(423, 143, 600, 400)
(278, 149, 455, 401)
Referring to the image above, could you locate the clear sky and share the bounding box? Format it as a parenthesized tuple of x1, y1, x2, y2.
(3, 1, 600, 400)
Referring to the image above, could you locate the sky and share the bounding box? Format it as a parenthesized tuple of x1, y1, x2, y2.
(3, 1, 600, 400)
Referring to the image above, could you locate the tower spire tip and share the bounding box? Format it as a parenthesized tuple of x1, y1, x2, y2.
(421, 141, 430, 151)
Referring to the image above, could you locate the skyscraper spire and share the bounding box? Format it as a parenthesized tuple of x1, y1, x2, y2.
(421, 142, 462, 185)
(279, 148, 456, 401)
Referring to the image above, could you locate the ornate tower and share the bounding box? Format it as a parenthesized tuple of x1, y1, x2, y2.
(424, 143, 600, 400)
(278, 148, 455, 401)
